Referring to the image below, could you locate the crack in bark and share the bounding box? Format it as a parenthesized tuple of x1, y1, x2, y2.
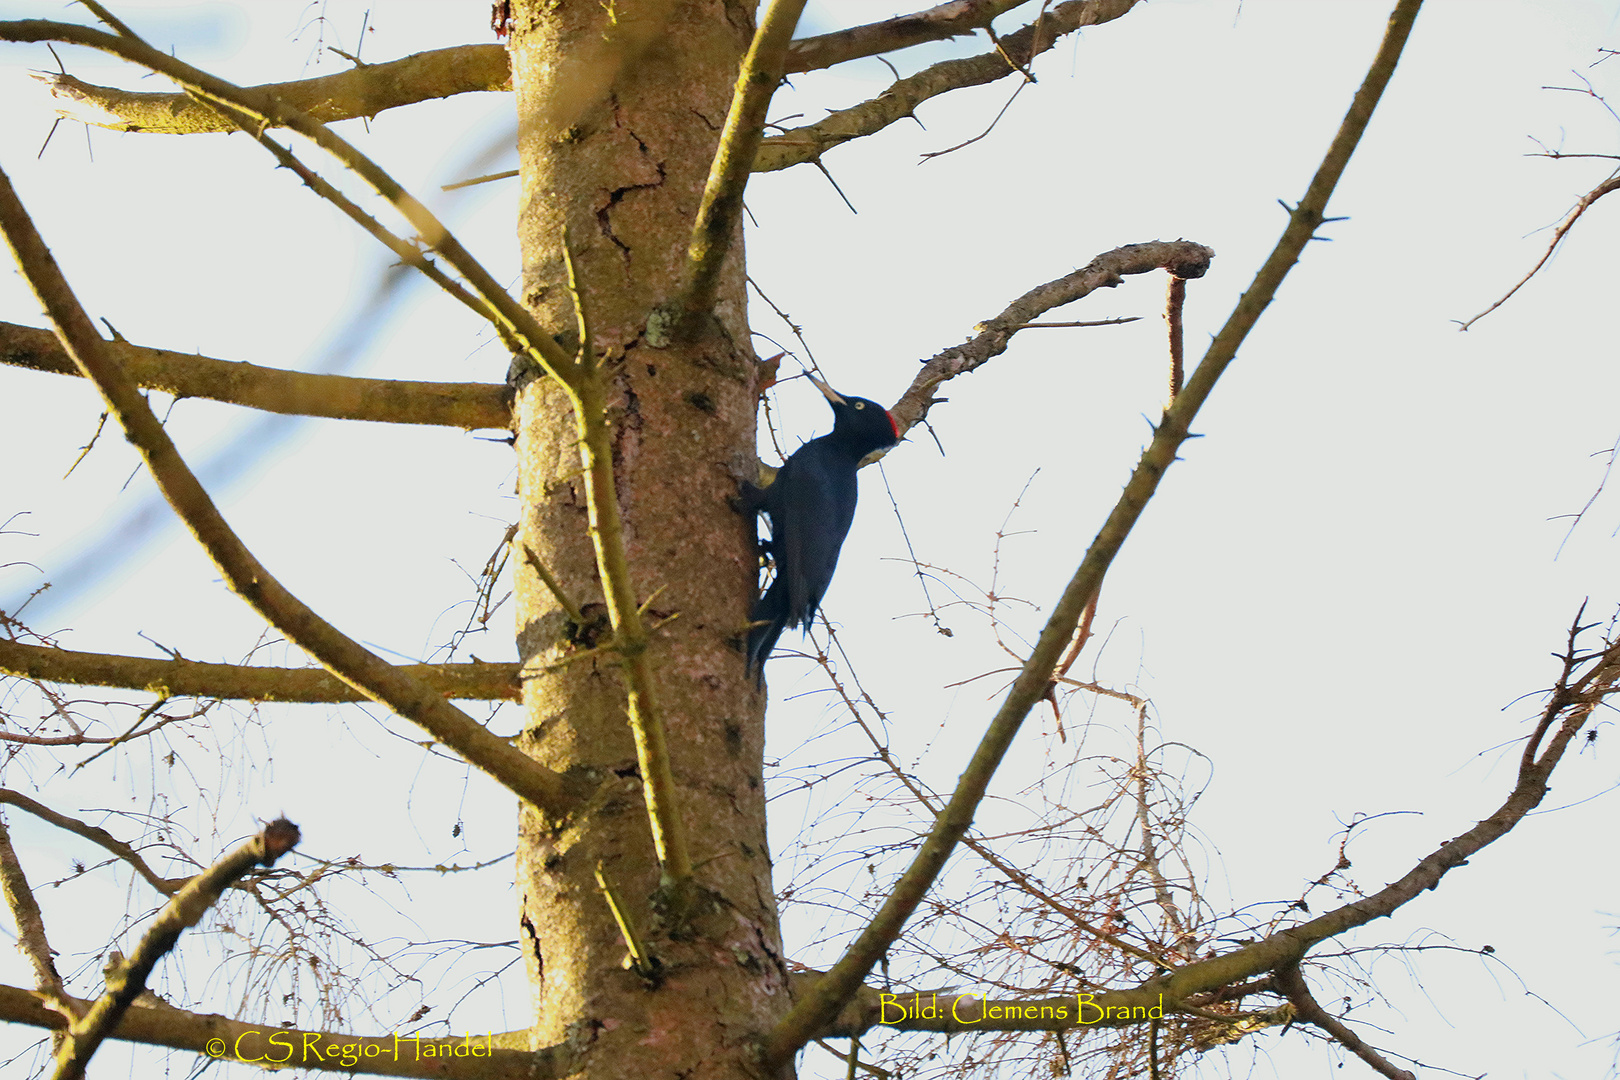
(520, 911, 545, 978)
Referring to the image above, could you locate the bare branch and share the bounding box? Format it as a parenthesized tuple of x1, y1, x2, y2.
(0, 161, 573, 813)
(668, 0, 808, 334)
(0, 980, 571, 1078)
(1164, 275, 1186, 402)
(0, 639, 521, 702)
(1275, 965, 1416, 1080)
(784, 0, 1032, 73)
(19, 4, 1090, 137)
(20, 2, 1109, 140)
(888, 241, 1214, 439)
(29, 44, 510, 134)
(1, 321, 511, 430)
(51, 818, 300, 1080)
(755, 0, 1141, 172)
(764, 1, 1423, 1063)
(0, 815, 66, 1006)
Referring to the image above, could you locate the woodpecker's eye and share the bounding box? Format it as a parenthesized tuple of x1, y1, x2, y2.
(853, 402, 865, 409)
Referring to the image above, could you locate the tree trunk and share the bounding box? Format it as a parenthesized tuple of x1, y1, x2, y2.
(508, 1, 785, 1076)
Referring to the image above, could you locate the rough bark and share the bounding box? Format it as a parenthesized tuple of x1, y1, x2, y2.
(506, 3, 786, 1078)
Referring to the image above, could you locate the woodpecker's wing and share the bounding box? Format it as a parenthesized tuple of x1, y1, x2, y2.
(765, 438, 859, 630)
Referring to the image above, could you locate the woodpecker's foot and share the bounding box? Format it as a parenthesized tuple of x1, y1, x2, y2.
(733, 479, 767, 515)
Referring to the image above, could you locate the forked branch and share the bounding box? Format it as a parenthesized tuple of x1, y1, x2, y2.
(755, 0, 1141, 172)
(887, 241, 1214, 440)
(1274, 965, 1415, 1080)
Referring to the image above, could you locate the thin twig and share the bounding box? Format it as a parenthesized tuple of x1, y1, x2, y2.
(440, 169, 520, 192)
(1456, 171, 1620, 330)
(559, 231, 694, 896)
(207, 110, 512, 343)
(1008, 316, 1141, 329)
(919, 77, 1029, 161)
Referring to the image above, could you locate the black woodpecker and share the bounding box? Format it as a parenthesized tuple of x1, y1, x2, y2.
(743, 375, 900, 683)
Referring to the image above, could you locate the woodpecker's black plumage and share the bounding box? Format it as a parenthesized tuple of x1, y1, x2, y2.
(744, 376, 900, 682)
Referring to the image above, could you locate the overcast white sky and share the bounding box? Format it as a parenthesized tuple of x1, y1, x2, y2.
(2, 1, 1619, 1077)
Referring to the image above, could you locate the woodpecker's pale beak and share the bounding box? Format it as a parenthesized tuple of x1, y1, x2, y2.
(807, 374, 846, 405)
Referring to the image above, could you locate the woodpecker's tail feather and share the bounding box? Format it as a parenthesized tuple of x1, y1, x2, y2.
(746, 578, 789, 688)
